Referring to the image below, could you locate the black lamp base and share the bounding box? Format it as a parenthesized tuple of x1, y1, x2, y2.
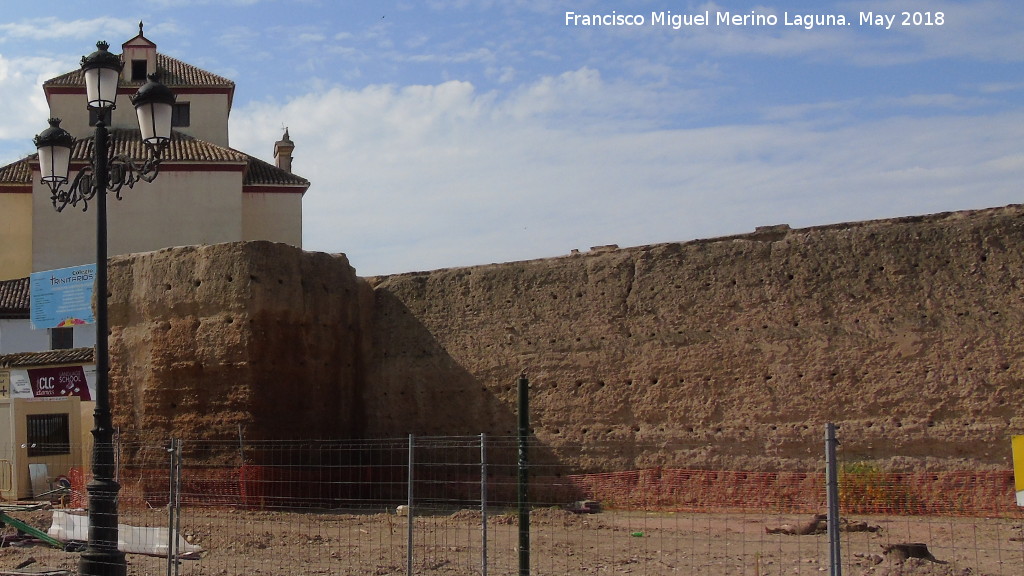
(79, 549, 127, 576)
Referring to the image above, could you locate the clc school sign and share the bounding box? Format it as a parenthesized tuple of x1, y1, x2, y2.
(7, 366, 96, 400)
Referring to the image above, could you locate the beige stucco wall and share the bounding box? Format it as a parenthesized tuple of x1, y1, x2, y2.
(31, 168, 244, 273)
(0, 194, 32, 281)
(46, 91, 140, 139)
(171, 93, 231, 147)
(47, 89, 230, 147)
(0, 394, 84, 500)
(242, 192, 303, 247)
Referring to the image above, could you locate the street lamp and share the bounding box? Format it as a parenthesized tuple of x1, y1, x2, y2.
(33, 40, 175, 576)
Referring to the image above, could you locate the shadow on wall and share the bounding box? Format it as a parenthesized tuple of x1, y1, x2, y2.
(363, 289, 563, 469)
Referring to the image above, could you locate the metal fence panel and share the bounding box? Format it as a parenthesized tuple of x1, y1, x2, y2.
(1, 434, 1022, 575)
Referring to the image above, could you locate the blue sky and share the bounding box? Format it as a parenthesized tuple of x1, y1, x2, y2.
(1, 1, 1022, 276)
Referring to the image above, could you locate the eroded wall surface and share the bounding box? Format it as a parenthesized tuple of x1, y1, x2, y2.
(103, 207, 1024, 471)
(107, 241, 371, 453)
(367, 206, 1024, 471)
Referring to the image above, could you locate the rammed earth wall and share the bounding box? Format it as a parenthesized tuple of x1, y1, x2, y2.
(107, 205, 1024, 471)
(107, 241, 372, 455)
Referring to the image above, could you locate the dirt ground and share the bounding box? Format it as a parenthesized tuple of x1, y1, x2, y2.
(2, 506, 1022, 575)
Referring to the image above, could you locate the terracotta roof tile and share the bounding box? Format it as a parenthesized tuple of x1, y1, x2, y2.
(86, 130, 250, 163)
(0, 347, 94, 368)
(12, 48, 308, 190)
(243, 155, 311, 187)
(44, 53, 234, 90)
(0, 277, 30, 317)
(0, 159, 31, 185)
(155, 53, 235, 89)
(1, 132, 308, 190)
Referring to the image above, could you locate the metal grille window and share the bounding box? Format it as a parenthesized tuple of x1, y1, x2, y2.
(26, 414, 71, 457)
(50, 327, 73, 350)
(172, 102, 190, 127)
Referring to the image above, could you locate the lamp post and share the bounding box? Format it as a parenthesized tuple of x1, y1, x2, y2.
(33, 41, 175, 576)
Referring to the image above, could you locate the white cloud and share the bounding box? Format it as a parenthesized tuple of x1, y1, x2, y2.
(0, 17, 137, 44)
(841, 0, 1024, 62)
(2, 5, 1017, 278)
(650, 0, 1024, 67)
(0, 54, 67, 147)
(976, 81, 1024, 94)
(404, 47, 496, 65)
(229, 69, 1024, 276)
(149, 0, 267, 7)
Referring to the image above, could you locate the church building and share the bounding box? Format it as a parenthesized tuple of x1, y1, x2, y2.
(0, 25, 309, 499)
(0, 23, 309, 283)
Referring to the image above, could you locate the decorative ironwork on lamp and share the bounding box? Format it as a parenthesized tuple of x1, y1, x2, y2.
(34, 43, 175, 212)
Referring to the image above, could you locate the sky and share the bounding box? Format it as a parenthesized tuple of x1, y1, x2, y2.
(1, 1, 1022, 276)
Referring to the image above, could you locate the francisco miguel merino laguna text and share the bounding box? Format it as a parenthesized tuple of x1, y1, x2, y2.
(565, 11, 846, 30)
(564, 11, 943, 30)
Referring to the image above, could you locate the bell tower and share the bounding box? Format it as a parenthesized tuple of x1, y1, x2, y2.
(121, 22, 157, 84)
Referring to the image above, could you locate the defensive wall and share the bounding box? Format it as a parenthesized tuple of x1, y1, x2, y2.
(107, 205, 1024, 472)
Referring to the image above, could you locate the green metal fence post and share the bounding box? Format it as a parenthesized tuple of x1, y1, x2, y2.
(517, 372, 530, 576)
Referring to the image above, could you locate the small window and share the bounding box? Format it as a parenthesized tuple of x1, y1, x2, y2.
(89, 108, 112, 127)
(132, 60, 148, 82)
(172, 102, 190, 127)
(27, 414, 71, 457)
(50, 327, 73, 350)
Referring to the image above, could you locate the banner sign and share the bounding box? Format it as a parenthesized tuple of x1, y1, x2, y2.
(1014, 436, 1024, 507)
(30, 264, 96, 330)
(8, 366, 96, 401)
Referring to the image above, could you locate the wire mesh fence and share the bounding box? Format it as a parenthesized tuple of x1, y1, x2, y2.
(1, 429, 1022, 575)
